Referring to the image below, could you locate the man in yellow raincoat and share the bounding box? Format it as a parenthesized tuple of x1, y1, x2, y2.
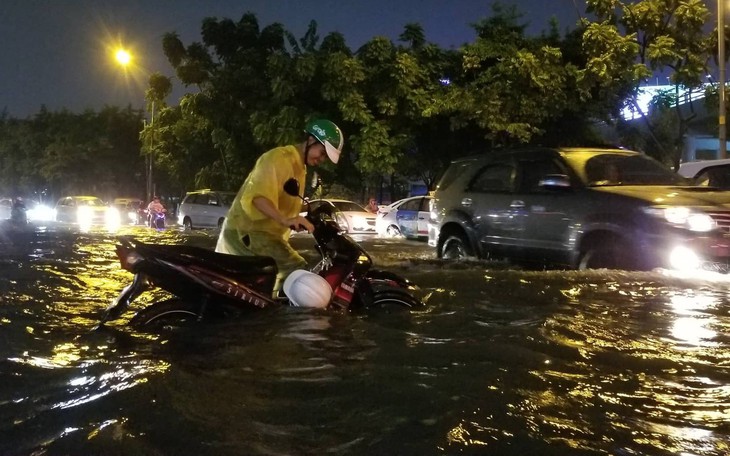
(215, 119, 344, 295)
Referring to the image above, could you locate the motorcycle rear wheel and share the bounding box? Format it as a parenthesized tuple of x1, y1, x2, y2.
(129, 299, 201, 329)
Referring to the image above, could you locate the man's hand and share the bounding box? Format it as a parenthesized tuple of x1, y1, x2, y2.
(286, 215, 314, 233)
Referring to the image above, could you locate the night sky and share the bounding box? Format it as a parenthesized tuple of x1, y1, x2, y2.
(0, 1, 586, 118)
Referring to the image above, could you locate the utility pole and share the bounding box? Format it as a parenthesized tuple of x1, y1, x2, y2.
(719, 0, 727, 159)
(147, 100, 155, 202)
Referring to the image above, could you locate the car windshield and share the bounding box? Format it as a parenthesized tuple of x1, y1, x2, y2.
(564, 152, 688, 187)
(78, 198, 105, 206)
(332, 201, 368, 212)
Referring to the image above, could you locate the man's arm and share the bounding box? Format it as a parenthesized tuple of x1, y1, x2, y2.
(252, 196, 313, 233)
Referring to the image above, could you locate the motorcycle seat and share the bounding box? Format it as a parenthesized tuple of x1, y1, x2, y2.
(143, 243, 277, 275)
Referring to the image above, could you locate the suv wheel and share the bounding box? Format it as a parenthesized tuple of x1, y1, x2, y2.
(441, 234, 473, 260)
(578, 239, 634, 270)
(183, 217, 193, 230)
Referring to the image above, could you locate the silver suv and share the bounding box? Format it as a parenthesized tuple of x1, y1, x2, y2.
(178, 190, 235, 230)
(429, 147, 730, 272)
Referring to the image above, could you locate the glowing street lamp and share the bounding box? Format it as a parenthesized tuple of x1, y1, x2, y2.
(115, 49, 131, 66)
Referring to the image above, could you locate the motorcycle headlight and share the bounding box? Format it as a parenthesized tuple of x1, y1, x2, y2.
(642, 206, 716, 232)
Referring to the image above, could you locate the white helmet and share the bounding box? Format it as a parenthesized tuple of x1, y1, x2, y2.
(283, 270, 332, 308)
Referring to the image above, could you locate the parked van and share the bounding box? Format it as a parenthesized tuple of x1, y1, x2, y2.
(177, 190, 235, 229)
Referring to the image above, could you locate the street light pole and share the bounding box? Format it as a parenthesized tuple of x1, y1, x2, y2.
(114, 47, 154, 201)
(719, 0, 727, 159)
(147, 100, 155, 203)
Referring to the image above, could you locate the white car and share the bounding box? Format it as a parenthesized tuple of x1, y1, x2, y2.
(677, 158, 730, 189)
(54, 196, 121, 229)
(0, 197, 11, 219)
(306, 199, 376, 234)
(178, 189, 236, 229)
(376, 196, 432, 239)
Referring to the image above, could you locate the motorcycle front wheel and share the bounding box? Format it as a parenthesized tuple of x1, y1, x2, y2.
(129, 298, 201, 329)
(368, 286, 424, 311)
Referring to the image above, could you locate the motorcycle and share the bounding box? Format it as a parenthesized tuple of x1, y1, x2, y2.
(96, 178, 424, 329)
(148, 210, 165, 229)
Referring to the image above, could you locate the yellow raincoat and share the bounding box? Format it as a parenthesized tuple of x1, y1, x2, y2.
(215, 145, 307, 292)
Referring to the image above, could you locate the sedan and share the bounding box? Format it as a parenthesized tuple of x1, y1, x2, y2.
(54, 196, 121, 229)
(376, 196, 432, 239)
(306, 199, 377, 234)
(0, 197, 11, 219)
(677, 158, 730, 189)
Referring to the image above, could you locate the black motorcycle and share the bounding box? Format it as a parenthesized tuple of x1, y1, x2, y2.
(97, 178, 424, 329)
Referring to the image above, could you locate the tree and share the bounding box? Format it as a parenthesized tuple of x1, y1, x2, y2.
(0, 107, 144, 200)
(434, 3, 583, 146)
(580, 0, 714, 166)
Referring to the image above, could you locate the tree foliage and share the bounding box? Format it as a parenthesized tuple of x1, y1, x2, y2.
(0, 106, 145, 200)
(581, 0, 714, 166)
(0, 1, 720, 203)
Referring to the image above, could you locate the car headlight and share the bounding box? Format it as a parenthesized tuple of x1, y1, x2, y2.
(668, 245, 701, 271)
(334, 213, 348, 231)
(27, 204, 54, 221)
(351, 215, 367, 230)
(77, 206, 94, 225)
(642, 206, 716, 232)
(106, 207, 121, 227)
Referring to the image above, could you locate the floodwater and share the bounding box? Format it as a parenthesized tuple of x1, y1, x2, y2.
(1, 221, 729, 455)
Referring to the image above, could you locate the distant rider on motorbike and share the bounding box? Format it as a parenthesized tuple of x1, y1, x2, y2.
(11, 196, 27, 224)
(146, 196, 166, 227)
(215, 118, 344, 295)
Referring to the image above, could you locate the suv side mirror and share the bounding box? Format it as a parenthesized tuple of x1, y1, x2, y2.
(538, 174, 572, 189)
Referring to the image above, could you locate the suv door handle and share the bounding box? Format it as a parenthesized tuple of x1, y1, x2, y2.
(510, 200, 525, 208)
(461, 198, 472, 207)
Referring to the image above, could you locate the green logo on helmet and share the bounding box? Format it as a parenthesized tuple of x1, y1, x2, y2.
(311, 125, 326, 137)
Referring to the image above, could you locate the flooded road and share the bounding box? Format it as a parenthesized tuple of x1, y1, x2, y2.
(1, 221, 729, 455)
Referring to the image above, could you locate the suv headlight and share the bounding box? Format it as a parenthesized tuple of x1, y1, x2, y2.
(642, 206, 716, 232)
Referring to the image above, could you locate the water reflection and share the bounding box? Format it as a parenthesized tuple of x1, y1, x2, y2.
(668, 293, 718, 347)
(3, 224, 730, 454)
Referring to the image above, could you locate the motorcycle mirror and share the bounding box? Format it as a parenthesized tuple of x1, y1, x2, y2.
(283, 178, 301, 198)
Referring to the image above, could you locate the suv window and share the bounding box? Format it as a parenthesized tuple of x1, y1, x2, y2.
(437, 159, 477, 191)
(517, 158, 565, 193)
(468, 163, 515, 193)
(578, 153, 684, 186)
